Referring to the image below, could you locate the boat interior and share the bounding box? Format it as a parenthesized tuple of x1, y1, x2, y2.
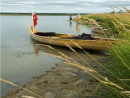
(35, 32, 97, 40)
(30, 26, 115, 41)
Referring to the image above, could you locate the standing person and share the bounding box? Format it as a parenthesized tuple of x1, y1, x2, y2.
(32, 10, 38, 33)
(69, 15, 72, 21)
(75, 13, 81, 22)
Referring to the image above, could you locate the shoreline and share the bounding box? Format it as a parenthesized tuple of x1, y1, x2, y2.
(2, 53, 108, 98)
(0, 13, 89, 16)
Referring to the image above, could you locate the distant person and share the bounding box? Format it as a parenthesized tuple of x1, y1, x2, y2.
(75, 13, 81, 22)
(69, 15, 72, 21)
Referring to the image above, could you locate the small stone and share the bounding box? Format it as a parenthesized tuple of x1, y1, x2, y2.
(72, 79, 83, 85)
(70, 73, 78, 77)
(44, 91, 56, 98)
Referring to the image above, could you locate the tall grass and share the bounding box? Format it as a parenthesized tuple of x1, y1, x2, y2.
(80, 7, 130, 97)
(41, 7, 130, 97)
(36, 40, 130, 97)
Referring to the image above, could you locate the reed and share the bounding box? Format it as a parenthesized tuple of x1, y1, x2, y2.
(79, 6, 130, 97)
(0, 78, 44, 98)
(36, 42, 129, 96)
(38, 43, 129, 97)
(70, 40, 130, 89)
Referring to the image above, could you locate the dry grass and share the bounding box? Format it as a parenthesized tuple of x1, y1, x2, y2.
(0, 78, 44, 98)
(35, 42, 130, 97)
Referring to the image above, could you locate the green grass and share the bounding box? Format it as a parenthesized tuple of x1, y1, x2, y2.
(78, 11, 130, 97)
(81, 13, 130, 36)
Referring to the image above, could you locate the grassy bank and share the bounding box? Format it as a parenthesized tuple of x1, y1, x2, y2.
(79, 12, 130, 97)
(82, 13, 130, 36)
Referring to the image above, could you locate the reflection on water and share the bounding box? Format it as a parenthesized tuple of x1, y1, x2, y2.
(76, 24, 80, 32)
(34, 47, 39, 57)
(69, 21, 72, 27)
(30, 37, 105, 59)
(31, 38, 73, 57)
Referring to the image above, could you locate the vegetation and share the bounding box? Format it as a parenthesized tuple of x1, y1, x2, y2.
(32, 10, 130, 97)
(81, 13, 130, 35)
(78, 9, 130, 97)
(1, 7, 130, 98)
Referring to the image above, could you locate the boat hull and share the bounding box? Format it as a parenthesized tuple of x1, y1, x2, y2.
(30, 32, 115, 51)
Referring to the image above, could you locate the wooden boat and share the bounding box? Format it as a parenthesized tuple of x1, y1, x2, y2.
(28, 26, 116, 51)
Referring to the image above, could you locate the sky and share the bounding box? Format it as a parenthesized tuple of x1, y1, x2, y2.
(1, 0, 130, 13)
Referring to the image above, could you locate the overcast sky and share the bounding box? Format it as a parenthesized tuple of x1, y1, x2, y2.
(1, 0, 130, 13)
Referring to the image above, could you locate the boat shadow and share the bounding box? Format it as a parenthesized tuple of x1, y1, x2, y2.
(30, 37, 106, 57)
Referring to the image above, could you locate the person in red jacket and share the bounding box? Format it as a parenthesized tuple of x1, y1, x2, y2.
(32, 12, 38, 33)
(33, 12, 38, 26)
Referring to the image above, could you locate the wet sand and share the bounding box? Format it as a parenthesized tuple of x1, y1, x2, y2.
(2, 52, 109, 98)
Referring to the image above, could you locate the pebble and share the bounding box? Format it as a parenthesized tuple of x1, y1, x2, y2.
(44, 91, 56, 98)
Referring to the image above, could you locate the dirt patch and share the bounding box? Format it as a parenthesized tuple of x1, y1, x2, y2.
(2, 52, 109, 98)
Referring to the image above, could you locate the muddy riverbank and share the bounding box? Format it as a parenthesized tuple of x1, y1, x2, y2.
(2, 52, 109, 98)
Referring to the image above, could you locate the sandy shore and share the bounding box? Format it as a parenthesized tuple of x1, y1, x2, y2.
(2, 52, 109, 98)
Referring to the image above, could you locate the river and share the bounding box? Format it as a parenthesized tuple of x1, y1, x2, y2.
(1, 15, 93, 96)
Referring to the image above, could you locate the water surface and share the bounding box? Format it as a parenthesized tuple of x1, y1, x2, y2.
(1, 16, 92, 96)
